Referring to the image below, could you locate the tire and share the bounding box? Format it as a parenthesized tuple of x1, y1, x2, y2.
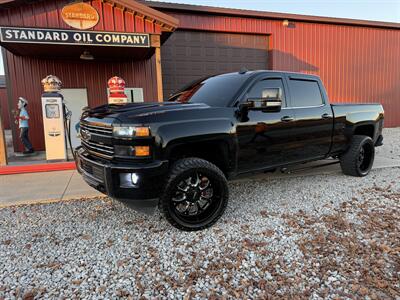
(340, 135, 375, 177)
(159, 158, 229, 231)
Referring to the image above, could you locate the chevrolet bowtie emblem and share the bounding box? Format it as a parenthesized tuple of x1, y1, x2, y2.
(81, 129, 91, 140)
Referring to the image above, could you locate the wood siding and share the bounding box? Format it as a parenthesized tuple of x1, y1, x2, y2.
(0, 0, 158, 33)
(0, 88, 10, 129)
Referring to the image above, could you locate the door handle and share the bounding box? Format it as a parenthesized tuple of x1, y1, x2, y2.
(281, 116, 294, 122)
(321, 113, 332, 119)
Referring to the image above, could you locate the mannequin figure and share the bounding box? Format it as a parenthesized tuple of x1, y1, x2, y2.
(17, 97, 35, 154)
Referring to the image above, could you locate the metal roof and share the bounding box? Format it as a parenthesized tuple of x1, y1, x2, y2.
(141, 0, 400, 29)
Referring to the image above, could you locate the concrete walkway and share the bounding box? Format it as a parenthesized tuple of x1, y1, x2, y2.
(0, 170, 104, 207)
(1, 155, 400, 208)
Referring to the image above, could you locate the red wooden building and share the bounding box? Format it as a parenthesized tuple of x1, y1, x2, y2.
(0, 0, 399, 152)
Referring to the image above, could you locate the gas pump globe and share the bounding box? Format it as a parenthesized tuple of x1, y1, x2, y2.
(41, 75, 67, 161)
(108, 76, 128, 104)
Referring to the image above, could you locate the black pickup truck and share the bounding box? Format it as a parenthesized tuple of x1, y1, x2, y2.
(76, 70, 384, 231)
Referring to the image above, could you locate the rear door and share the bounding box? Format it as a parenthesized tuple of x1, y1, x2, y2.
(285, 75, 334, 162)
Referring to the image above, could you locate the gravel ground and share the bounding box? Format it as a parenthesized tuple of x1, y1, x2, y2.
(376, 127, 400, 160)
(0, 128, 399, 299)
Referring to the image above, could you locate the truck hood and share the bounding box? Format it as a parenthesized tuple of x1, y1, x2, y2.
(84, 102, 210, 123)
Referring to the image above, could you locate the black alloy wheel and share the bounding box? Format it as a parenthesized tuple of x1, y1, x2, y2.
(172, 172, 215, 217)
(340, 135, 375, 177)
(357, 143, 374, 173)
(159, 158, 229, 231)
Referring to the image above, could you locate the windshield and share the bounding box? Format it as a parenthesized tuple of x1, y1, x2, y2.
(167, 73, 250, 107)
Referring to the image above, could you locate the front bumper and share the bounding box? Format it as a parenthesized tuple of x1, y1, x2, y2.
(75, 147, 168, 206)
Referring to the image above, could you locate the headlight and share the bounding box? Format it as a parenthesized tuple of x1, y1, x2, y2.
(113, 126, 150, 138)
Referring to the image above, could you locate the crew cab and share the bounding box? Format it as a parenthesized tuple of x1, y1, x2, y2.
(75, 70, 384, 231)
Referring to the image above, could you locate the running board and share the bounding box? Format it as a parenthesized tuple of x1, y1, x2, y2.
(280, 160, 340, 174)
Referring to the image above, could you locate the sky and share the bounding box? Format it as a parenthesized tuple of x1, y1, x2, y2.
(0, 0, 399, 75)
(152, 0, 400, 23)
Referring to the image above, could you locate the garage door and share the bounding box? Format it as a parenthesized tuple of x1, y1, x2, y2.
(161, 30, 268, 98)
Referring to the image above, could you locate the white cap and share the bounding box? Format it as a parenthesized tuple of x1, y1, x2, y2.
(18, 97, 28, 105)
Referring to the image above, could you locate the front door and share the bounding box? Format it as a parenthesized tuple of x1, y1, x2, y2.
(236, 74, 297, 173)
(60, 88, 89, 148)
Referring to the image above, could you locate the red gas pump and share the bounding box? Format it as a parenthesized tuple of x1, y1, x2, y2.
(108, 76, 128, 104)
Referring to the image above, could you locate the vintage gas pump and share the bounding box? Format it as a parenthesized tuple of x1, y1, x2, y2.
(41, 75, 68, 161)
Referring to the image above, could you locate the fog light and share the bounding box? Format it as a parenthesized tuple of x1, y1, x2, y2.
(131, 173, 139, 185)
(119, 173, 140, 188)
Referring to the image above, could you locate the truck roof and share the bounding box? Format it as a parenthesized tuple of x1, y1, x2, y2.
(216, 70, 321, 81)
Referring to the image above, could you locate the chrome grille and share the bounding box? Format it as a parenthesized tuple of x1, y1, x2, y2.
(80, 122, 113, 137)
(81, 140, 114, 158)
(80, 121, 114, 159)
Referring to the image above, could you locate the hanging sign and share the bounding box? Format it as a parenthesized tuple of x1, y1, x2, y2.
(61, 2, 99, 30)
(0, 27, 150, 47)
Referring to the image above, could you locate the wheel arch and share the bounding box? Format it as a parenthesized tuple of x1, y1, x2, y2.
(164, 137, 235, 176)
(353, 123, 376, 139)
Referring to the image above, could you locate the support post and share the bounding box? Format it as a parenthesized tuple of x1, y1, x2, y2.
(0, 104, 7, 165)
(150, 35, 163, 102)
(155, 47, 163, 102)
(2, 47, 17, 154)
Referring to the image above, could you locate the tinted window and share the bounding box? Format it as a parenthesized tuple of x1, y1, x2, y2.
(289, 79, 324, 107)
(168, 73, 249, 107)
(246, 78, 286, 107)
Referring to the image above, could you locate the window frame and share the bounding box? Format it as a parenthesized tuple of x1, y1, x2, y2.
(237, 74, 289, 108)
(284, 76, 326, 109)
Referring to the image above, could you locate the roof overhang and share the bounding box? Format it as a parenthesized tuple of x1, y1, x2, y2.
(1, 41, 157, 61)
(0, 0, 179, 60)
(115, 0, 179, 31)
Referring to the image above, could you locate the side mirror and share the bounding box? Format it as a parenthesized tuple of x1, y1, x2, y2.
(243, 88, 283, 112)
